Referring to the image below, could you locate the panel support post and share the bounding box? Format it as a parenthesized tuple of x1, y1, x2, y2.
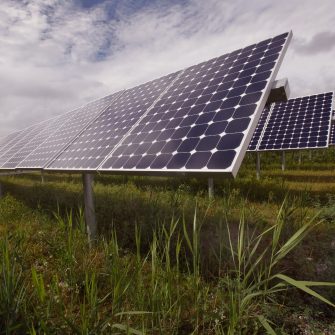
(281, 151, 286, 171)
(82, 173, 97, 246)
(256, 152, 261, 180)
(309, 150, 312, 161)
(208, 178, 214, 199)
(298, 151, 302, 165)
(0, 183, 3, 199)
(41, 171, 45, 184)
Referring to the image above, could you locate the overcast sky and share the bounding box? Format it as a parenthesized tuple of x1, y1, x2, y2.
(0, 0, 334, 136)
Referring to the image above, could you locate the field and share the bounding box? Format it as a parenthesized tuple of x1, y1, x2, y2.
(1, 149, 335, 334)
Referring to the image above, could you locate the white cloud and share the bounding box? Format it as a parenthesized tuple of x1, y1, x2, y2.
(0, 0, 334, 135)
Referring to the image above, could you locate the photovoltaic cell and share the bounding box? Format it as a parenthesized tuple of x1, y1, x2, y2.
(247, 107, 271, 151)
(18, 92, 122, 169)
(46, 72, 179, 170)
(255, 92, 333, 151)
(99, 32, 291, 175)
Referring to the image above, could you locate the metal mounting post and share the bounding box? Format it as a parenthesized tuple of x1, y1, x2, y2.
(309, 150, 312, 160)
(256, 152, 261, 180)
(298, 151, 302, 165)
(41, 171, 45, 184)
(281, 151, 286, 171)
(208, 178, 214, 199)
(82, 173, 97, 245)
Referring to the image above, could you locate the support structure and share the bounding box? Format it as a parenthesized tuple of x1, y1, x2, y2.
(0, 183, 3, 199)
(298, 151, 302, 165)
(256, 152, 261, 180)
(281, 151, 286, 171)
(82, 173, 97, 245)
(309, 150, 312, 160)
(208, 178, 214, 199)
(41, 171, 45, 184)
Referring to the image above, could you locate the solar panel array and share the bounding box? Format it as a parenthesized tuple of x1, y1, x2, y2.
(0, 131, 22, 158)
(46, 73, 178, 170)
(0, 121, 51, 168)
(248, 92, 333, 151)
(3, 114, 64, 169)
(0, 31, 292, 176)
(18, 92, 122, 169)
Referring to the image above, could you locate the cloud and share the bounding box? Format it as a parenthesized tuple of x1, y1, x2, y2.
(0, 0, 334, 136)
(294, 31, 335, 54)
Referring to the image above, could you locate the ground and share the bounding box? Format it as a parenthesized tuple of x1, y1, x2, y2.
(0, 149, 335, 334)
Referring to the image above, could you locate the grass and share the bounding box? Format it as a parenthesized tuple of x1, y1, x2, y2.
(1, 150, 335, 333)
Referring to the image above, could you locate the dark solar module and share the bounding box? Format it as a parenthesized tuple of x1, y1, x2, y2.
(100, 32, 291, 175)
(257, 92, 333, 151)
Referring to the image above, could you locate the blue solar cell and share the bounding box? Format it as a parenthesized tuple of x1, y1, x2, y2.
(100, 32, 292, 175)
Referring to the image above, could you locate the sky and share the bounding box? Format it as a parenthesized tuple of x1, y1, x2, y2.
(0, 0, 334, 136)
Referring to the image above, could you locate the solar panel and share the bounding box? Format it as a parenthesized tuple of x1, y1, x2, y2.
(18, 92, 122, 169)
(0, 131, 23, 159)
(253, 92, 333, 151)
(0, 121, 50, 168)
(98, 32, 292, 176)
(247, 107, 271, 151)
(2, 114, 64, 169)
(329, 111, 335, 145)
(46, 72, 179, 170)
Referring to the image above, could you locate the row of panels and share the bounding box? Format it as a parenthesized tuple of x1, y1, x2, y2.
(248, 92, 334, 152)
(0, 32, 292, 176)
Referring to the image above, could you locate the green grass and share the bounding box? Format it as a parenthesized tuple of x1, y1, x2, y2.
(1, 151, 335, 333)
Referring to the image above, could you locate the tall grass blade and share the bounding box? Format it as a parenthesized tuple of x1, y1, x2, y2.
(276, 274, 335, 307)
